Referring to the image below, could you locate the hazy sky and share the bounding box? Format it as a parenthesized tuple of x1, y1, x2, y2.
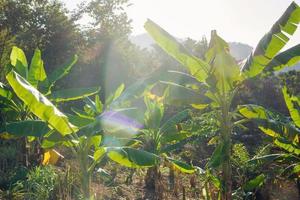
(63, 0, 300, 48)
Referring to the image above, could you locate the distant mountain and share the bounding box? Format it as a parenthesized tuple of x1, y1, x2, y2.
(130, 33, 155, 49)
(229, 42, 252, 61)
(130, 33, 300, 73)
(130, 33, 253, 61)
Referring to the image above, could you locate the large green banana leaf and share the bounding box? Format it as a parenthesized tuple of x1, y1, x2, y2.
(6, 70, 78, 135)
(241, 2, 300, 78)
(282, 86, 300, 128)
(2, 120, 50, 137)
(49, 87, 100, 102)
(107, 147, 159, 168)
(239, 104, 299, 141)
(144, 19, 210, 83)
(265, 44, 300, 72)
(10, 46, 28, 79)
(28, 48, 47, 87)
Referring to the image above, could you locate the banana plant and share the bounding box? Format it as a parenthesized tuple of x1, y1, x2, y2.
(1, 47, 100, 136)
(1, 47, 100, 167)
(9, 46, 100, 102)
(132, 92, 195, 195)
(144, 2, 300, 199)
(3, 68, 160, 199)
(239, 85, 300, 176)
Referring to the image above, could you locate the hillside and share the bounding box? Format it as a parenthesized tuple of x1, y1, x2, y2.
(130, 33, 253, 61)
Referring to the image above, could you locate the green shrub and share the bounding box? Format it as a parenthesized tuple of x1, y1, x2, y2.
(25, 166, 58, 200)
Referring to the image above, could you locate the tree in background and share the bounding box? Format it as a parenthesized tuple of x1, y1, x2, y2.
(0, 0, 82, 81)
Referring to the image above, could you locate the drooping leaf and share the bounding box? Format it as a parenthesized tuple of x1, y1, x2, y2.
(2, 120, 50, 137)
(241, 2, 300, 78)
(49, 87, 100, 102)
(10, 46, 28, 78)
(239, 104, 300, 157)
(144, 19, 209, 82)
(168, 157, 195, 173)
(238, 104, 268, 119)
(107, 147, 159, 168)
(6, 70, 77, 135)
(265, 44, 300, 72)
(282, 86, 300, 128)
(28, 48, 47, 87)
(239, 104, 300, 140)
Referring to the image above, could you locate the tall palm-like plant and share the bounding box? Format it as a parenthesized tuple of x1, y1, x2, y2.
(144, 2, 300, 199)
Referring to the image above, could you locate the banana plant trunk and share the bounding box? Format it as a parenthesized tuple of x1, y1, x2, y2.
(145, 165, 164, 199)
(145, 166, 158, 189)
(79, 147, 91, 199)
(220, 100, 232, 200)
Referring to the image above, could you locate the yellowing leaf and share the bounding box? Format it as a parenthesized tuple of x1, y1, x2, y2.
(42, 149, 63, 165)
